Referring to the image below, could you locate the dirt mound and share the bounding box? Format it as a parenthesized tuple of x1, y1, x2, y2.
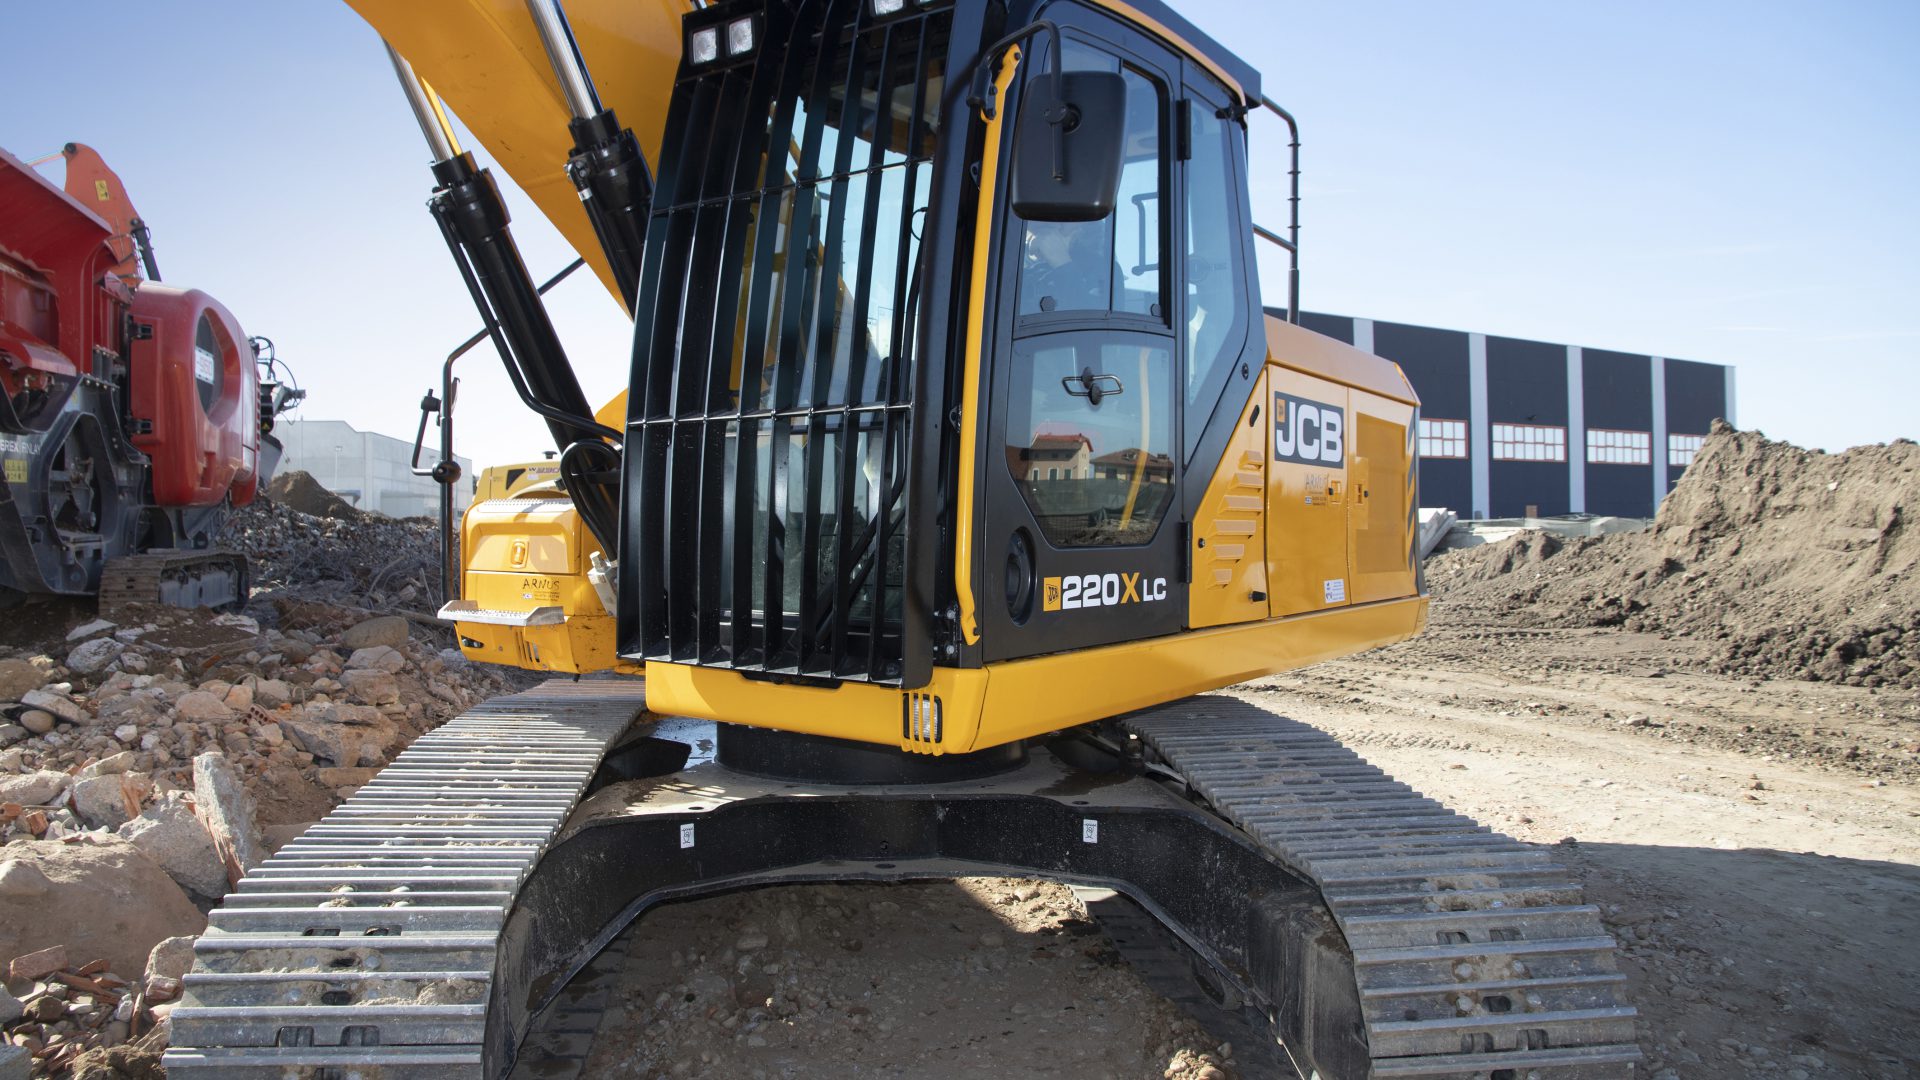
(264, 470, 363, 520)
(1428, 421, 1920, 686)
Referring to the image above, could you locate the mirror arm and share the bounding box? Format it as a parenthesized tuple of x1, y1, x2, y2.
(967, 19, 1067, 143)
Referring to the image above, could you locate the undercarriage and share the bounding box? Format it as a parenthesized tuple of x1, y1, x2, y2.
(164, 681, 1637, 1079)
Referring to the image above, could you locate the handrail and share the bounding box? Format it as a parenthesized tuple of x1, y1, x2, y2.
(1254, 95, 1301, 324)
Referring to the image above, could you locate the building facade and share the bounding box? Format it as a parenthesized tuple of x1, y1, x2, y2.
(276, 418, 475, 519)
(1293, 312, 1735, 519)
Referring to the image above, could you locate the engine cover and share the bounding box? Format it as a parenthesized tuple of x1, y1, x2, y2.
(127, 284, 259, 508)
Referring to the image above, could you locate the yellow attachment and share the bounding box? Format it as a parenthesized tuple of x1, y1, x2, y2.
(452, 496, 634, 674)
(346, 0, 687, 307)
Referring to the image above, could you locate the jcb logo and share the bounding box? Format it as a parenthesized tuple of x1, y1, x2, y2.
(1042, 572, 1169, 612)
(1274, 392, 1344, 466)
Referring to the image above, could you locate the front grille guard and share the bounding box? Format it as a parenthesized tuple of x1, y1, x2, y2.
(622, 0, 956, 686)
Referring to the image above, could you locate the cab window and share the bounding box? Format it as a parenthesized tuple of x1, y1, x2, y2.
(1015, 47, 1164, 321)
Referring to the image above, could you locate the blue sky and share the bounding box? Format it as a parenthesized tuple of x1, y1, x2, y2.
(7, 1, 1916, 466)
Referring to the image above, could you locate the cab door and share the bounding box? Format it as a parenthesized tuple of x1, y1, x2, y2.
(979, 18, 1185, 661)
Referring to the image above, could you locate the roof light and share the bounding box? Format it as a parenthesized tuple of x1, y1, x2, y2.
(688, 25, 720, 65)
(726, 17, 756, 57)
(872, 0, 906, 14)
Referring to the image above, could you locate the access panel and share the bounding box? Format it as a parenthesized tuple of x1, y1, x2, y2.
(1266, 366, 1350, 617)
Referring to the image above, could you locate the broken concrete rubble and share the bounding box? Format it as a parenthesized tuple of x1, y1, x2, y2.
(192, 752, 265, 883)
(120, 793, 229, 899)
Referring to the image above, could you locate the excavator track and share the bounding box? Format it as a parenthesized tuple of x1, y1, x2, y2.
(98, 548, 251, 618)
(163, 680, 646, 1079)
(1126, 699, 1641, 1078)
(166, 684, 1635, 1079)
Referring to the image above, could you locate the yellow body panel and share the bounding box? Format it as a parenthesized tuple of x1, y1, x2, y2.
(1266, 365, 1351, 617)
(1188, 370, 1270, 630)
(453, 497, 637, 674)
(1348, 388, 1420, 605)
(646, 594, 1426, 754)
(347, 0, 686, 306)
(475, 462, 564, 501)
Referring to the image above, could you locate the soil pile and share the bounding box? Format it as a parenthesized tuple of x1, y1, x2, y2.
(263, 470, 361, 521)
(1427, 421, 1920, 686)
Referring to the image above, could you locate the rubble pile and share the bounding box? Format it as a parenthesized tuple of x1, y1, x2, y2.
(1428, 421, 1920, 687)
(1, 488, 518, 1076)
(220, 470, 450, 613)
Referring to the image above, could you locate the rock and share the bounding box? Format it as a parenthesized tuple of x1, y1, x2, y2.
(193, 752, 265, 881)
(346, 645, 407, 673)
(114, 723, 139, 744)
(341, 616, 409, 651)
(121, 793, 228, 899)
(735, 931, 770, 952)
(0, 838, 203, 981)
(0, 724, 22, 749)
(9, 943, 66, 981)
(0, 987, 20, 1025)
(280, 705, 397, 767)
(340, 669, 400, 705)
(173, 691, 234, 723)
(79, 750, 138, 778)
(21, 687, 86, 725)
(250, 678, 292, 709)
(222, 683, 254, 712)
(66, 619, 117, 642)
(70, 772, 152, 829)
(145, 935, 197, 982)
(65, 637, 126, 677)
(0, 658, 46, 701)
(0, 770, 70, 806)
(0, 860, 52, 898)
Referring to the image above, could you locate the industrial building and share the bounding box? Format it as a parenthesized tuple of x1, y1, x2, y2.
(275, 418, 475, 519)
(1293, 311, 1736, 519)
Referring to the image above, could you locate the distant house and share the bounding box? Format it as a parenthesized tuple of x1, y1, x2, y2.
(1019, 433, 1093, 482)
(1092, 448, 1173, 484)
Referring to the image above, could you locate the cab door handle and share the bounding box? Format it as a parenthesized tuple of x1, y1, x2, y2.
(1061, 368, 1124, 406)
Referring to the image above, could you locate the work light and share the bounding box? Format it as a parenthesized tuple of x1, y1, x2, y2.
(688, 25, 719, 65)
(727, 16, 756, 57)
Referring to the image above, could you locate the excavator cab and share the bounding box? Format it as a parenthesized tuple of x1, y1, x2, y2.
(421, 0, 1426, 757)
(159, 5, 1637, 1079)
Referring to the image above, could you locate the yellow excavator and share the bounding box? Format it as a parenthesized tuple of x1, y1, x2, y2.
(165, 2, 1638, 1077)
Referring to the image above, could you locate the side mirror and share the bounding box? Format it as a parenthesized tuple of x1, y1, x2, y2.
(1011, 71, 1127, 223)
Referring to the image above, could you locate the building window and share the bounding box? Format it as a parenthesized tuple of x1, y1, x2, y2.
(1418, 418, 1468, 459)
(1586, 428, 1652, 466)
(1669, 433, 1705, 467)
(1491, 423, 1566, 462)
